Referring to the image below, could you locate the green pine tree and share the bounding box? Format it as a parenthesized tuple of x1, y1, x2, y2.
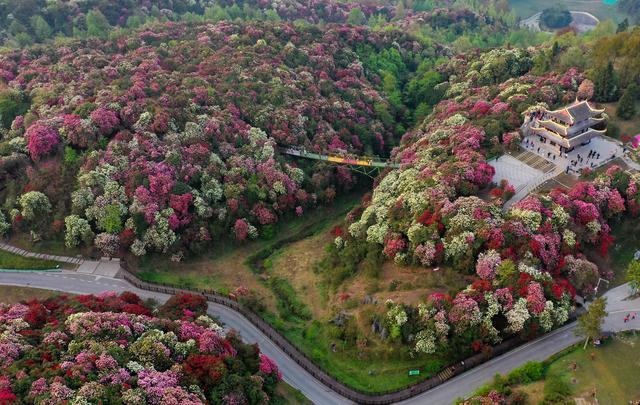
(347, 8, 366, 25)
(86, 9, 111, 39)
(617, 83, 638, 120)
(593, 62, 619, 102)
(627, 260, 640, 293)
(29, 15, 53, 41)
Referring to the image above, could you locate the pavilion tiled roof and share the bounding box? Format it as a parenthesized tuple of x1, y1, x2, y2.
(546, 100, 605, 125)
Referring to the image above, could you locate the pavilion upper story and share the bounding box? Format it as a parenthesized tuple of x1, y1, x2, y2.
(524, 100, 606, 152)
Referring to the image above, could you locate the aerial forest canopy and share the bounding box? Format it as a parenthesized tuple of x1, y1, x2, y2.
(2, 0, 640, 400)
(0, 1, 537, 258)
(0, 0, 522, 48)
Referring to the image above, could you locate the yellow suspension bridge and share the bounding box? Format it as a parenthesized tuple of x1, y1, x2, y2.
(281, 147, 400, 177)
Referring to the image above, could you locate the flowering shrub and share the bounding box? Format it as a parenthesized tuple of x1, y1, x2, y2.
(24, 122, 61, 161)
(0, 292, 280, 403)
(158, 293, 208, 321)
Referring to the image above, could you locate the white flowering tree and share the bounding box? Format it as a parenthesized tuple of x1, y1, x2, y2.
(0, 210, 10, 236)
(64, 215, 94, 248)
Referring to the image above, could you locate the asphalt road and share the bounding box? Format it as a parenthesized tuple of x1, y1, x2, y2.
(1, 272, 638, 405)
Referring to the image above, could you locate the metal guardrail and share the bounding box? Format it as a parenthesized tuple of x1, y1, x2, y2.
(0, 268, 62, 273)
(119, 262, 577, 404)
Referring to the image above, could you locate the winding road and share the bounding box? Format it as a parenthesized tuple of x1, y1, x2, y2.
(1, 271, 638, 404)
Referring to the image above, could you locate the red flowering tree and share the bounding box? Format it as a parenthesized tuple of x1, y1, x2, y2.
(158, 293, 208, 320)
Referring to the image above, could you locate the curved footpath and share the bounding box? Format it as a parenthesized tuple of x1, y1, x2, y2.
(1, 272, 639, 404)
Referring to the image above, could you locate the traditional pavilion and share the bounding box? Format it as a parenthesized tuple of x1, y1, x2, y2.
(523, 100, 606, 153)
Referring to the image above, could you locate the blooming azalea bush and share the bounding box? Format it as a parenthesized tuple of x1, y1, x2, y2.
(0, 292, 282, 404)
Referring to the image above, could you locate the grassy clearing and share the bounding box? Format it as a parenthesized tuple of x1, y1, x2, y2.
(0, 285, 69, 303)
(259, 217, 468, 392)
(509, 0, 626, 21)
(274, 383, 313, 405)
(133, 193, 362, 312)
(133, 188, 469, 393)
(9, 233, 87, 257)
(279, 319, 445, 393)
(603, 101, 640, 142)
(0, 250, 64, 270)
(519, 333, 640, 403)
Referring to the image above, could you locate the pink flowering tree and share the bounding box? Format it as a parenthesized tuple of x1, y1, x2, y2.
(24, 122, 61, 160)
(475, 250, 501, 280)
(90, 107, 120, 135)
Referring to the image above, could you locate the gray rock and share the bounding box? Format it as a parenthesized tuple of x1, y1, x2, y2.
(361, 294, 378, 305)
(380, 327, 388, 340)
(329, 311, 350, 327)
(371, 319, 382, 334)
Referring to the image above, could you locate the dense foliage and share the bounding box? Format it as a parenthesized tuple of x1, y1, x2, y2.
(0, 0, 394, 47)
(0, 0, 524, 48)
(540, 6, 572, 30)
(0, 20, 430, 256)
(0, 291, 282, 404)
(0, 2, 535, 258)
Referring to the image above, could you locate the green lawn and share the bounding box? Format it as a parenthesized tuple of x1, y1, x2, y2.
(609, 219, 640, 286)
(275, 382, 313, 405)
(0, 250, 63, 270)
(274, 317, 444, 393)
(509, 0, 626, 21)
(9, 233, 87, 257)
(133, 191, 362, 294)
(520, 333, 640, 403)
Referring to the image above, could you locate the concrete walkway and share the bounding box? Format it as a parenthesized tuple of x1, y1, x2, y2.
(0, 241, 121, 277)
(489, 154, 544, 193)
(504, 166, 563, 210)
(0, 241, 84, 265)
(489, 150, 562, 210)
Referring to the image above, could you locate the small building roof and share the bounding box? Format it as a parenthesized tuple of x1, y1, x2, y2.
(546, 100, 605, 125)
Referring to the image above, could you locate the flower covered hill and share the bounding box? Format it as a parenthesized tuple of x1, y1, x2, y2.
(0, 19, 453, 257)
(0, 0, 396, 46)
(0, 0, 520, 48)
(0, 291, 283, 404)
(332, 47, 638, 357)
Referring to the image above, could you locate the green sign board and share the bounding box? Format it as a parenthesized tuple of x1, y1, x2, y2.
(408, 370, 420, 376)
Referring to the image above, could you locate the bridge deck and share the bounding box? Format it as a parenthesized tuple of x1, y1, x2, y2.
(281, 148, 400, 169)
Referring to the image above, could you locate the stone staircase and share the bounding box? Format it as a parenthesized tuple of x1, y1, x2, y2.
(436, 366, 456, 382)
(504, 167, 562, 210)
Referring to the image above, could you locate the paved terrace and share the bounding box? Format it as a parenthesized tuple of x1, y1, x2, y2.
(521, 135, 625, 176)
